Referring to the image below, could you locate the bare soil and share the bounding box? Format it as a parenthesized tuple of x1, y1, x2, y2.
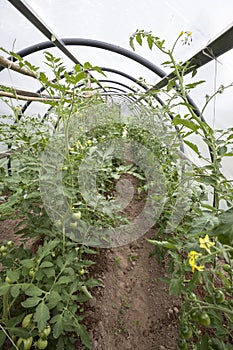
(81, 231, 180, 350)
(0, 219, 23, 245)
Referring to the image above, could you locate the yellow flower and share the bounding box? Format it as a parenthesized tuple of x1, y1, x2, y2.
(199, 234, 215, 254)
(188, 251, 204, 273)
(180, 31, 185, 36)
(186, 31, 192, 36)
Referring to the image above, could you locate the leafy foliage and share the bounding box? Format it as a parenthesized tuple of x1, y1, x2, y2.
(130, 30, 233, 349)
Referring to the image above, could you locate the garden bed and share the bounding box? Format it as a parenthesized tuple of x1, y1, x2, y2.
(0, 219, 180, 350)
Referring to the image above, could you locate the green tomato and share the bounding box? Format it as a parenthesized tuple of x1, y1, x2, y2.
(17, 337, 23, 347)
(188, 292, 196, 301)
(29, 269, 35, 278)
(5, 276, 13, 284)
(190, 310, 199, 322)
(23, 337, 33, 350)
(214, 290, 225, 304)
(7, 240, 14, 247)
(55, 220, 62, 228)
(199, 312, 211, 326)
(78, 268, 86, 275)
(72, 211, 81, 221)
(180, 325, 193, 339)
(69, 221, 78, 228)
(37, 338, 48, 349)
(22, 313, 33, 328)
(41, 325, 51, 338)
(0, 245, 7, 252)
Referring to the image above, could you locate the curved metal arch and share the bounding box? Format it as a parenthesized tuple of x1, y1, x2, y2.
(0, 38, 165, 78)
(99, 67, 170, 112)
(97, 79, 138, 94)
(19, 71, 142, 116)
(99, 67, 148, 91)
(19, 66, 165, 119)
(0, 38, 201, 118)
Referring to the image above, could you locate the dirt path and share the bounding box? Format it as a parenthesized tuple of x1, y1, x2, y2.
(76, 173, 180, 349)
(79, 230, 179, 350)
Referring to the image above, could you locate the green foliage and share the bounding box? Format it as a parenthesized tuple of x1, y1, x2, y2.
(130, 30, 233, 348)
(210, 207, 233, 248)
(0, 51, 104, 349)
(0, 234, 99, 349)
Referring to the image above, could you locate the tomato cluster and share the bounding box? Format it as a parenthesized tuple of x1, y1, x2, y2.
(17, 315, 51, 349)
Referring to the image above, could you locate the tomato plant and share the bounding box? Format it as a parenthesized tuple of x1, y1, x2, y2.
(130, 30, 233, 349)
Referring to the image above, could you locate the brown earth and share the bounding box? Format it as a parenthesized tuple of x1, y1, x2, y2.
(81, 231, 180, 350)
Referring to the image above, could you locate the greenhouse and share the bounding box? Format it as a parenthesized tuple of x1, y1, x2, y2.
(0, 0, 233, 349)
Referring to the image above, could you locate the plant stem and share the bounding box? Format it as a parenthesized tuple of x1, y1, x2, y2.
(168, 50, 221, 209)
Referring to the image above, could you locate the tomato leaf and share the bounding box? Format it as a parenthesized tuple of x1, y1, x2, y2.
(35, 302, 50, 331)
(21, 297, 41, 308)
(173, 117, 199, 131)
(76, 323, 91, 349)
(53, 315, 64, 339)
(183, 139, 200, 155)
(147, 239, 178, 250)
(169, 277, 183, 296)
